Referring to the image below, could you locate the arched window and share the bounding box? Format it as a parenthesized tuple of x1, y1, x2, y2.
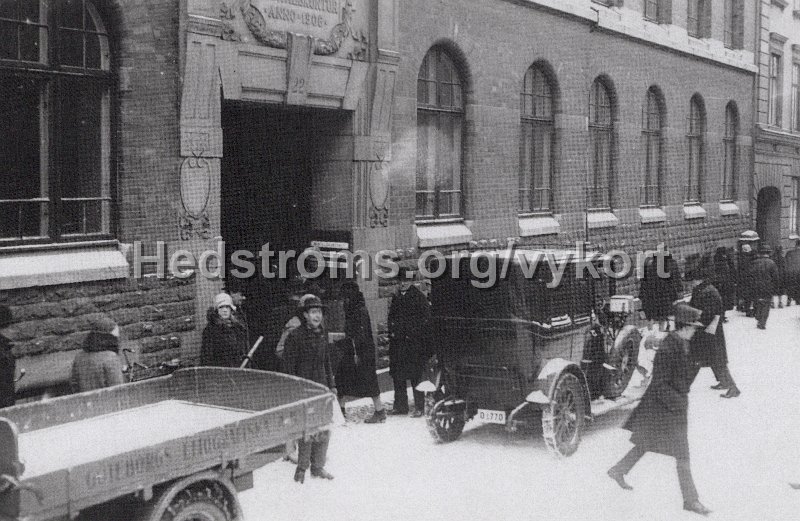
(416, 47, 464, 221)
(723, 102, 739, 201)
(520, 64, 555, 213)
(686, 95, 705, 203)
(642, 87, 664, 206)
(589, 78, 614, 209)
(0, 0, 112, 243)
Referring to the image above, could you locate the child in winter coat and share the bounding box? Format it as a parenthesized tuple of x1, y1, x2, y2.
(200, 293, 249, 368)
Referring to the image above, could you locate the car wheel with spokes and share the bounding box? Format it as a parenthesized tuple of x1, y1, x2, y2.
(541, 373, 586, 457)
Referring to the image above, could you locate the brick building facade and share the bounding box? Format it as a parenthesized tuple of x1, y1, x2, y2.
(0, 0, 760, 396)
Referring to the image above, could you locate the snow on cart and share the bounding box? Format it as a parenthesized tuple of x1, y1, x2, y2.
(418, 249, 645, 456)
(0, 367, 335, 521)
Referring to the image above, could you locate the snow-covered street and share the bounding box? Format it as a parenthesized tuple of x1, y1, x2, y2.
(239, 308, 800, 521)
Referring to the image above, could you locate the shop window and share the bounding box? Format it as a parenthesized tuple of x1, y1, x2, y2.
(520, 64, 556, 214)
(769, 52, 783, 127)
(641, 87, 664, 207)
(722, 102, 739, 201)
(589, 78, 615, 210)
(0, 0, 112, 244)
(687, 0, 711, 39)
(686, 95, 705, 203)
(416, 47, 464, 221)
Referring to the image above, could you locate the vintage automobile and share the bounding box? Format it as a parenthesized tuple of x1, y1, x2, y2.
(0, 367, 335, 521)
(418, 249, 643, 457)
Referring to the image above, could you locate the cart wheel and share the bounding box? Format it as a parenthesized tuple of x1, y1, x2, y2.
(541, 373, 586, 457)
(603, 328, 641, 399)
(161, 483, 232, 521)
(426, 398, 465, 443)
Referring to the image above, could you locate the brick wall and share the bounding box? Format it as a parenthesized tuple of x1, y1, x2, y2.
(389, 0, 754, 272)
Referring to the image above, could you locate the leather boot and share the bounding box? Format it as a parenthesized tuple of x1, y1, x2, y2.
(607, 469, 633, 490)
(683, 500, 712, 516)
(710, 383, 728, 390)
(364, 409, 387, 424)
(310, 467, 334, 480)
(721, 386, 741, 398)
(294, 467, 306, 484)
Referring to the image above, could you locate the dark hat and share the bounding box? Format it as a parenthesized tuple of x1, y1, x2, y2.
(759, 244, 773, 254)
(298, 294, 326, 311)
(673, 303, 703, 327)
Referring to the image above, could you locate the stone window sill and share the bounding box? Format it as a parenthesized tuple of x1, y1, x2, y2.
(415, 222, 473, 248)
(683, 203, 707, 220)
(0, 243, 129, 291)
(719, 201, 740, 216)
(519, 214, 560, 237)
(639, 207, 667, 224)
(586, 210, 620, 230)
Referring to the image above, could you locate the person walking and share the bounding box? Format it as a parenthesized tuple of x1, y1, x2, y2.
(337, 281, 386, 424)
(737, 243, 756, 316)
(785, 236, 800, 306)
(771, 245, 787, 308)
(639, 253, 683, 330)
(607, 303, 711, 516)
(748, 245, 780, 330)
(388, 267, 431, 417)
(0, 306, 16, 408)
(687, 257, 740, 398)
(70, 316, 125, 393)
(200, 292, 249, 367)
(712, 247, 736, 322)
(282, 294, 336, 483)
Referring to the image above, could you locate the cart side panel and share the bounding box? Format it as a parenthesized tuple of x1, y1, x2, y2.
(168, 368, 330, 412)
(0, 378, 170, 434)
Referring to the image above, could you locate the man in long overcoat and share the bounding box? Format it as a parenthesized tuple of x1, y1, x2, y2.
(784, 237, 800, 305)
(388, 267, 431, 416)
(688, 258, 740, 398)
(748, 246, 779, 330)
(639, 254, 683, 329)
(608, 303, 711, 516)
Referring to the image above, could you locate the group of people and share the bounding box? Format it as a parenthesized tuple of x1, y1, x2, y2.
(737, 239, 800, 330)
(198, 264, 433, 483)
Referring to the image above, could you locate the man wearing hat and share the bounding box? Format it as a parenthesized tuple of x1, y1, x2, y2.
(0, 306, 16, 408)
(282, 294, 336, 483)
(608, 303, 711, 516)
(200, 292, 250, 367)
(388, 264, 431, 417)
(747, 245, 779, 330)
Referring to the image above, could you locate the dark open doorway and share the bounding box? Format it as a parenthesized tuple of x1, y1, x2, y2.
(756, 186, 782, 251)
(220, 103, 320, 369)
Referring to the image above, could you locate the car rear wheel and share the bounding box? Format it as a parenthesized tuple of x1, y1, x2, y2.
(160, 483, 232, 521)
(541, 373, 586, 457)
(426, 398, 466, 443)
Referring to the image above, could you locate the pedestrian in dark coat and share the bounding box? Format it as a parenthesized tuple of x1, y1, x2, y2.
(747, 246, 780, 329)
(785, 238, 800, 305)
(0, 306, 16, 408)
(737, 244, 756, 315)
(70, 316, 125, 393)
(282, 295, 335, 484)
(712, 247, 736, 315)
(336, 282, 386, 423)
(772, 245, 787, 308)
(200, 293, 249, 368)
(608, 304, 711, 516)
(639, 254, 683, 328)
(687, 259, 740, 398)
(388, 269, 431, 416)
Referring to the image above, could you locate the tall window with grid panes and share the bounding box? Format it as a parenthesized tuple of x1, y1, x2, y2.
(641, 87, 663, 207)
(520, 65, 556, 214)
(722, 103, 738, 201)
(0, 0, 113, 245)
(589, 79, 614, 209)
(769, 53, 783, 127)
(686, 96, 705, 203)
(416, 47, 464, 221)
